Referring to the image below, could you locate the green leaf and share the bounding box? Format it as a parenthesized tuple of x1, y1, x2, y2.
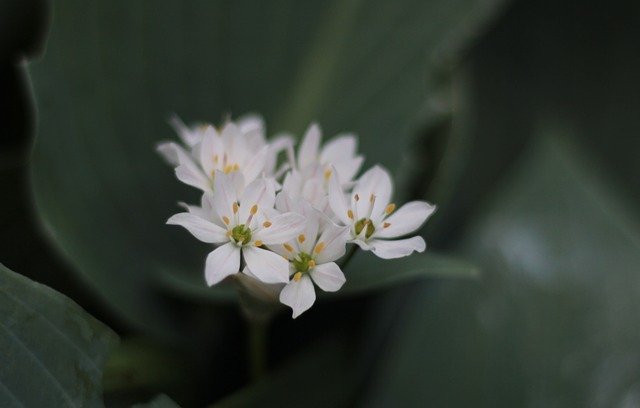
(0, 263, 117, 407)
(338, 251, 479, 296)
(133, 394, 181, 408)
(28, 0, 508, 333)
(362, 132, 640, 406)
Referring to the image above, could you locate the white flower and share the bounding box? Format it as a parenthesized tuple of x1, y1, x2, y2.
(157, 115, 290, 193)
(167, 172, 305, 285)
(269, 197, 349, 318)
(328, 165, 436, 259)
(277, 123, 364, 214)
(294, 123, 364, 185)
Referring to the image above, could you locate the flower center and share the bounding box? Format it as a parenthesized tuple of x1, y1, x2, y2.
(231, 224, 252, 245)
(355, 218, 375, 239)
(292, 252, 315, 275)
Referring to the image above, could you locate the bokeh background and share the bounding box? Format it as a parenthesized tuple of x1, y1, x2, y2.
(1, 0, 639, 406)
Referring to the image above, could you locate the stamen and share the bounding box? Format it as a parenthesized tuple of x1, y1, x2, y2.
(293, 272, 302, 282)
(213, 154, 219, 164)
(354, 194, 360, 202)
(250, 205, 258, 215)
(366, 195, 377, 218)
(347, 210, 354, 220)
(323, 169, 332, 181)
(262, 221, 272, 228)
(383, 222, 391, 228)
(385, 203, 396, 215)
(233, 163, 240, 171)
(226, 230, 232, 237)
(232, 202, 239, 214)
(222, 216, 230, 225)
(308, 260, 316, 269)
(298, 234, 306, 243)
(254, 240, 263, 247)
(283, 243, 294, 252)
(314, 242, 325, 254)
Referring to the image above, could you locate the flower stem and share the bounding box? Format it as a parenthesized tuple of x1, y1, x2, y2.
(339, 244, 358, 269)
(247, 318, 268, 381)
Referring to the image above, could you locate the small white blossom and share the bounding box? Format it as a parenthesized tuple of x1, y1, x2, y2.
(280, 123, 364, 209)
(328, 165, 436, 259)
(269, 196, 349, 318)
(157, 115, 290, 193)
(167, 172, 305, 285)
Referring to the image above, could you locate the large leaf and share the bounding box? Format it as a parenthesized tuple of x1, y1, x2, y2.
(361, 133, 640, 406)
(0, 263, 117, 407)
(28, 0, 508, 334)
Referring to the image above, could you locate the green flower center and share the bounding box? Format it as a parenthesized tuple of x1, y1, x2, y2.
(231, 224, 252, 245)
(354, 218, 375, 239)
(292, 252, 315, 274)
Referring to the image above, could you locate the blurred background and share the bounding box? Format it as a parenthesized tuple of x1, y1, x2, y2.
(1, 0, 639, 406)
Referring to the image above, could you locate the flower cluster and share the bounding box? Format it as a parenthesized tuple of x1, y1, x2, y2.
(158, 115, 436, 317)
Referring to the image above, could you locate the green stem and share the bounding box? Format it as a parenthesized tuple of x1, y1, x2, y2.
(247, 318, 268, 381)
(339, 244, 359, 270)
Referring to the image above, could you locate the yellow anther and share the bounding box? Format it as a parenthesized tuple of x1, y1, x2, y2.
(369, 194, 376, 203)
(314, 242, 325, 254)
(385, 203, 396, 215)
(298, 234, 306, 243)
(354, 194, 360, 202)
(233, 163, 240, 171)
(254, 240, 263, 247)
(213, 155, 219, 164)
(262, 221, 272, 228)
(223, 164, 234, 174)
(232, 202, 239, 214)
(324, 169, 332, 180)
(250, 204, 258, 215)
(383, 222, 391, 228)
(283, 243, 294, 252)
(347, 210, 354, 219)
(293, 272, 302, 282)
(222, 216, 230, 225)
(308, 260, 316, 268)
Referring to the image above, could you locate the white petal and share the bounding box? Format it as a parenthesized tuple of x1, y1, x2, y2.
(167, 212, 228, 243)
(205, 243, 241, 285)
(220, 122, 243, 156)
(156, 141, 181, 166)
(239, 178, 275, 222)
(174, 147, 210, 192)
(241, 146, 268, 184)
(253, 213, 306, 245)
(243, 246, 290, 283)
(315, 220, 349, 264)
(265, 135, 293, 175)
(353, 165, 393, 220)
(332, 156, 364, 185)
(279, 275, 316, 318)
(169, 114, 200, 146)
(320, 134, 357, 163)
(238, 113, 265, 134)
(327, 168, 351, 225)
(310, 262, 345, 292)
(375, 201, 436, 238)
(368, 236, 426, 259)
(298, 123, 321, 170)
(213, 171, 241, 221)
(199, 125, 222, 176)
